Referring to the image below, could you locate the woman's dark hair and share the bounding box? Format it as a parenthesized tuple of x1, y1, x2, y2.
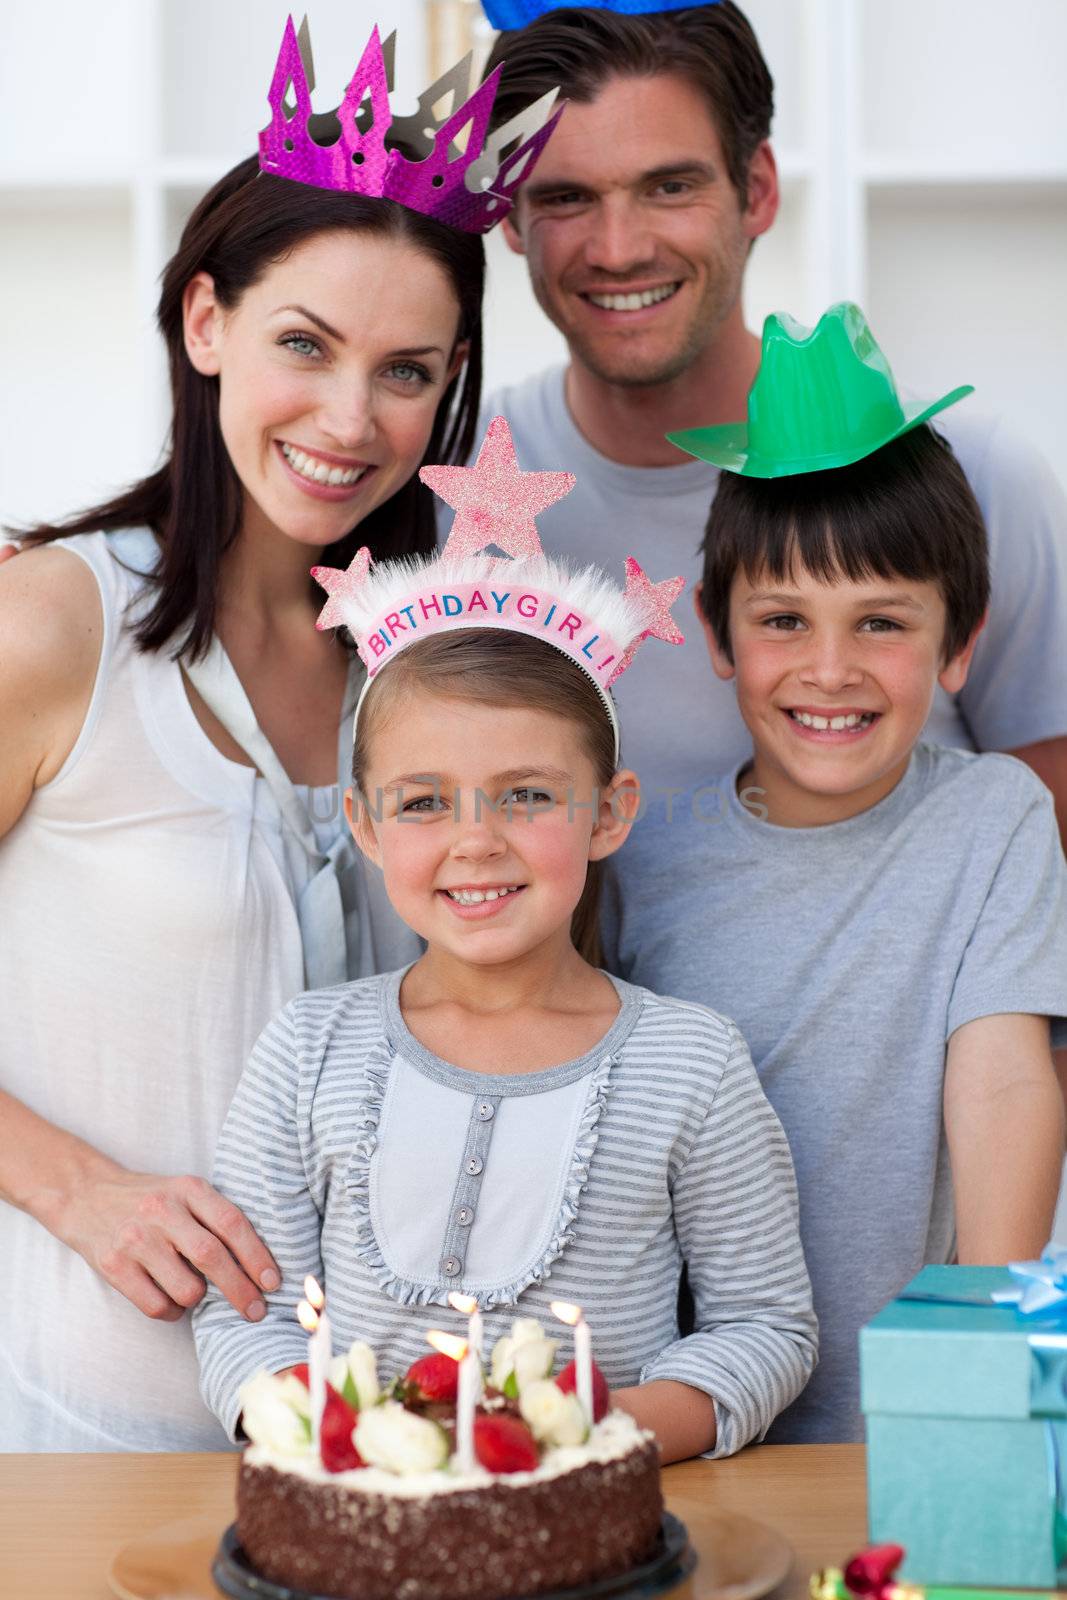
(485, 3, 774, 203)
(352, 629, 620, 966)
(700, 424, 991, 663)
(13, 159, 485, 658)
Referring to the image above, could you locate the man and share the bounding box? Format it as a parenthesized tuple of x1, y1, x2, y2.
(479, 2, 1067, 833)
(477, 0, 1067, 1445)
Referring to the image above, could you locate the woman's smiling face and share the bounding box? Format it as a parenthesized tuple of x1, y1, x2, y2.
(183, 228, 464, 549)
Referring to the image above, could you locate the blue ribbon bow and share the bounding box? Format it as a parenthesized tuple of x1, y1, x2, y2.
(991, 1249, 1067, 1318)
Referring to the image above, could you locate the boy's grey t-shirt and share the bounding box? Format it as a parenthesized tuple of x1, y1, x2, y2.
(602, 744, 1067, 1444)
(481, 369, 1067, 790)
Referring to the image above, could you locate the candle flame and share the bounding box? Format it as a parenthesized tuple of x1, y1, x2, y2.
(304, 1274, 325, 1311)
(550, 1300, 582, 1327)
(448, 1292, 478, 1315)
(297, 1299, 319, 1334)
(426, 1330, 468, 1363)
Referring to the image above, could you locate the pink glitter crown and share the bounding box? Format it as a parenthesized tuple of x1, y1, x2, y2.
(258, 16, 564, 233)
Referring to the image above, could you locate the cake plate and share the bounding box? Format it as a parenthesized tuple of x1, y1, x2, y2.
(211, 1512, 697, 1600)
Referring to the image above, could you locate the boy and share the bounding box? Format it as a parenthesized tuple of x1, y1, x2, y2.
(603, 303, 1067, 1444)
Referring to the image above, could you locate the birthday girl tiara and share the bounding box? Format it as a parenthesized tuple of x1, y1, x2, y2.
(483, 0, 718, 26)
(259, 17, 563, 233)
(311, 418, 684, 761)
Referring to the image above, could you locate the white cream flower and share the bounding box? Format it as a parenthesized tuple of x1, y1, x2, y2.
(239, 1369, 312, 1455)
(513, 1337, 559, 1390)
(348, 1340, 381, 1407)
(512, 1317, 549, 1344)
(354, 1401, 449, 1475)
(490, 1318, 559, 1395)
(519, 1379, 589, 1447)
(328, 1340, 380, 1410)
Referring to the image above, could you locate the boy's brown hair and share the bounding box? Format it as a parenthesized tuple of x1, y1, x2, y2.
(699, 425, 991, 663)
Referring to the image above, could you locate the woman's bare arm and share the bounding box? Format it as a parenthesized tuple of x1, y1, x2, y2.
(0, 549, 278, 1322)
(0, 544, 101, 831)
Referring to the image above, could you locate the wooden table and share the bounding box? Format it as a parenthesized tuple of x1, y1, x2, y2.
(0, 1444, 866, 1600)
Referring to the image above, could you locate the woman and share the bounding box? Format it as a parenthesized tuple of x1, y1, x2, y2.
(0, 156, 485, 1450)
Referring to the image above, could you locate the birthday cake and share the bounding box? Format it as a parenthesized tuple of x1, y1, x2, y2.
(232, 1317, 663, 1600)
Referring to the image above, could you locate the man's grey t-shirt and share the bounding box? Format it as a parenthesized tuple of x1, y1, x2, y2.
(482, 370, 1067, 790)
(602, 745, 1067, 1442)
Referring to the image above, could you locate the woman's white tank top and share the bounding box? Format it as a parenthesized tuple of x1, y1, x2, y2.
(0, 531, 397, 1451)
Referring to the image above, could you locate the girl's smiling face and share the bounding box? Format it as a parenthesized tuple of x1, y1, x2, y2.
(182, 229, 465, 550)
(348, 692, 637, 970)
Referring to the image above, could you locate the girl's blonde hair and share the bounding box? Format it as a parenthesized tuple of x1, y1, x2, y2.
(353, 630, 617, 965)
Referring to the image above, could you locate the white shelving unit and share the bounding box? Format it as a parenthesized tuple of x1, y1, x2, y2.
(2, 0, 1065, 529)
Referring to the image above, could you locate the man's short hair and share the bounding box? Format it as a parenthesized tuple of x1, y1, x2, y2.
(485, 3, 774, 202)
(699, 425, 991, 663)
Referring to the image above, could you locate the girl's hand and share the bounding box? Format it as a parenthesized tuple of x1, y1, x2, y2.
(57, 1167, 280, 1324)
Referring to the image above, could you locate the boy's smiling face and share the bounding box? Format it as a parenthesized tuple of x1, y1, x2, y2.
(701, 563, 983, 826)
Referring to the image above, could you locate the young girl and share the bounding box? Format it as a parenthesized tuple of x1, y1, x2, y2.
(194, 420, 817, 1463)
(0, 23, 558, 1450)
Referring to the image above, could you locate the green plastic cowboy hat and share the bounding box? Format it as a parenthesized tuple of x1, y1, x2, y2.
(667, 301, 973, 478)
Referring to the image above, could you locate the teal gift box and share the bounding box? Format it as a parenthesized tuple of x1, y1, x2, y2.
(861, 1264, 1067, 1588)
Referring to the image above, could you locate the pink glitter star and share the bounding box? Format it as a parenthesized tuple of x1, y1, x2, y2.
(422, 416, 576, 561)
(311, 546, 373, 631)
(607, 557, 686, 685)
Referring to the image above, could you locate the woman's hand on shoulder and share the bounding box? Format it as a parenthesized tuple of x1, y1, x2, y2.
(56, 1162, 281, 1324)
(0, 544, 102, 838)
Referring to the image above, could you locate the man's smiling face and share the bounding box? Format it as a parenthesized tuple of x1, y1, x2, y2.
(503, 72, 775, 389)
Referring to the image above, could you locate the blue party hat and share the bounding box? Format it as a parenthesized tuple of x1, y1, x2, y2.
(484, 0, 717, 27)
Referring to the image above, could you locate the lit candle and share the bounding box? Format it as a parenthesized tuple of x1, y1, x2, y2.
(551, 1300, 593, 1427)
(297, 1275, 332, 1449)
(448, 1291, 484, 1400)
(427, 1330, 474, 1472)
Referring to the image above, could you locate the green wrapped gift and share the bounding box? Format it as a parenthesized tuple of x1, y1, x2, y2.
(861, 1263, 1067, 1588)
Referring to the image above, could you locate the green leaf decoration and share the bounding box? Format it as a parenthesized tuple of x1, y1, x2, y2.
(341, 1371, 360, 1410)
(503, 1371, 519, 1400)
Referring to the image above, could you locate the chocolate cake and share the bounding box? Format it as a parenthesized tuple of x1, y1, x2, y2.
(230, 1318, 664, 1600)
(237, 1416, 662, 1600)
